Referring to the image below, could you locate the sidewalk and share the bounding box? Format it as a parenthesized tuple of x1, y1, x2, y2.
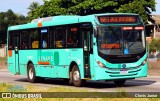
(0, 68, 8, 72)
(148, 68, 160, 76)
(148, 61, 160, 76)
(0, 61, 7, 69)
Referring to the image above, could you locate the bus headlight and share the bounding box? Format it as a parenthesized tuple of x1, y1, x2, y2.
(96, 60, 106, 68)
(141, 58, 147, 65)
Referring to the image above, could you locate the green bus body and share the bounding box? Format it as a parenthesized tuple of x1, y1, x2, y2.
(7, 13, 148, 86)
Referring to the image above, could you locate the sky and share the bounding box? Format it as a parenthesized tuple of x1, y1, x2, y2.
(0, 0, 44, 16)
(0, 0, 159, 16)
(152, 0, 160, 14)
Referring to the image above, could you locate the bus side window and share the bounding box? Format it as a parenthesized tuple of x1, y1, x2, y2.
(50, 29, 55, 48)
(20, 30, 29, 49)
(56, 41, 63, 48)
(41, 28, 48, 48)
(55, 27, 66, 48)
(67, 26, 79, 47)
(32, 41, 39, 48)
(21, 41, 27, 49)
(9, 31, 13, 50)
(30, 29, 39, 49)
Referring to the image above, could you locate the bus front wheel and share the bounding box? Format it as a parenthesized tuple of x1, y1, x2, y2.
(27, 63, 37, 83)
(71, 65, 85, 87)
(114, 79, 126, 87)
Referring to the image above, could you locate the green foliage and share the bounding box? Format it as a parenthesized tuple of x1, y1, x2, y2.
(28, 0, 156, 23)
(149, 38, 160, 52)
(28, 2, 40, 11)
(157, 39, 160, 51)
(0, 9, 29, 44)
(28, 2, 40, 20)
(116, 0, 156, 23)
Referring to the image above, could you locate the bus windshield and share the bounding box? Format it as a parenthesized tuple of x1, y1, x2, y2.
(97, 26, 145, 55)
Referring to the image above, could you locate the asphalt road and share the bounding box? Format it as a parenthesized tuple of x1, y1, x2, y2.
(0, 69, 160, 92)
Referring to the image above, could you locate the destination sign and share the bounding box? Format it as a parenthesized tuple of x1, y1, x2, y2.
(101, 43, 120, 49)
(97, 15, 139, 24)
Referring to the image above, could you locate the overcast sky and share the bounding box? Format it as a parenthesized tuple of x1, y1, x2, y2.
(0, 0, 159, 16)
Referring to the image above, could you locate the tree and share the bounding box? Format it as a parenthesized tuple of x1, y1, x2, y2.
(28, 2, 40, 11)
(116, 0, 156, 23)
(28, 2, 40, 18)
(0, 9, 28, 44)
(149, 38, 160, 52)
(28, 0, 156, 23)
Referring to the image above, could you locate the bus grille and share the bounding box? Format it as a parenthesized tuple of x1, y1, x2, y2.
(105, 68, 141, 77)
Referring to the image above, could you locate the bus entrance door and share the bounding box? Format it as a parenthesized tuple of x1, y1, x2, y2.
(13, 34, 20, 74)
(82, 29, 92, 78)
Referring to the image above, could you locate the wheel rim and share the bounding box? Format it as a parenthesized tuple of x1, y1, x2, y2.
(73, 70, 80, 82)
(29, 67, 33, 79)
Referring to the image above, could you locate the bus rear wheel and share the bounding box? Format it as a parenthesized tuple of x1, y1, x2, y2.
(27, 63, 38, 83)
(114, 79, 126, 87)
(71, 65, 85, 87)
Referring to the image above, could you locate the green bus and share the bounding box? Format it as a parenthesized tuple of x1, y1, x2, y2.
(7, 13, 148, 87)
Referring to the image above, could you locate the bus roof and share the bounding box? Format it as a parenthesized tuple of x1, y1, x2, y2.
(90, 13, 139, 16)
(8, 13, 140, 31)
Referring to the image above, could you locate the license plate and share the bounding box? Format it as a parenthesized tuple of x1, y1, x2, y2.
(120, 70, 128, 74)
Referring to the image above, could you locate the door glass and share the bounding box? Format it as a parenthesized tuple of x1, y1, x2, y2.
(13, 34, 20, 52)
(82, 29, 91, 77)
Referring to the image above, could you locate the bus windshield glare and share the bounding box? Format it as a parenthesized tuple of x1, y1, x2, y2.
(97, 26, 145, 55)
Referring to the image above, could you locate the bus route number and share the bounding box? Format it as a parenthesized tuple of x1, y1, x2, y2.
(101, 43, 120, 49)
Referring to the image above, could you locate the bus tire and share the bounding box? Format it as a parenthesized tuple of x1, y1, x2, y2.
(72, 65, 85, 87)
(114, 79, 126, 87)
(27, 63, 37, 83)
(69, 71, 73, 85)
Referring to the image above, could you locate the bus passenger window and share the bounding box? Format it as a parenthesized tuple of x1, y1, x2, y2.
(9, 32, 13, 50)
(67, 27, 79, 47)
(30, 29, 39, 49)
(20, 30, 29, 49)
(21, 41, 27, 49)
(67, 37, 73, 43)
(50, 30, 55, 48)
(42, 40, 47, 48)
(41, 28, 48, 48)
(55, 27, 66, 48)
(56, 41, 63, 47)
(9, 46, 12, 49)
(32, 41, 39, 48)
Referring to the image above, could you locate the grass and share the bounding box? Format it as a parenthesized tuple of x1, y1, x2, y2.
(0, 83, 159, 101)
